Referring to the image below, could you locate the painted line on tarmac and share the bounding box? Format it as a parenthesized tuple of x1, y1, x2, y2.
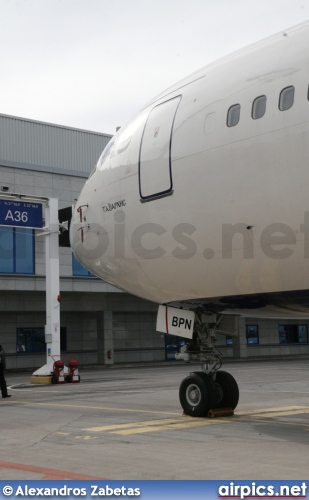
(52, 432, 99, 441)
(0, 461, 103, 480)
(83, 417, 228, 435)
(248, 408, 309, 418)
(82, 406, 309, 435)
(241, 390, 309, 394)
(7, 401, 180, 416)
(112, 419, 227, 435)
(9, 387, 61, 393)
(235, 417, 309, 430)
(6, 402, 309, 435)
(7, 402, 309, 420)
(83, 416, 222, 433)
(238, 405, 309, 416)
(234, 406, 309, 430)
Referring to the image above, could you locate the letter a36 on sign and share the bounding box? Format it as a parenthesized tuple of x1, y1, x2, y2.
(156, 305, 195, 338)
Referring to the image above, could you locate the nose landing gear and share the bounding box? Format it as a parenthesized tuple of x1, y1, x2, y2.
(176, 313, 239, 417)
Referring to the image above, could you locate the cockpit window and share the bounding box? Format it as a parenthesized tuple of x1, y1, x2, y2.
(116, 113, 147, 155)
(97, 140, 114, 171)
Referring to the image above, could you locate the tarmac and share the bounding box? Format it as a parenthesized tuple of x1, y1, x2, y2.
(1, 357, 309, 480)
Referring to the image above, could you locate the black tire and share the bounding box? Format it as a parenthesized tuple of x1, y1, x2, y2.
(195, 371, 216, 414)
(179, 372, 215, 417)
(213, 370, 239, 409)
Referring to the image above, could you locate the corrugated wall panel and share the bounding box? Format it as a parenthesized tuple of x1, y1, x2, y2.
(0, 114, 112, 174)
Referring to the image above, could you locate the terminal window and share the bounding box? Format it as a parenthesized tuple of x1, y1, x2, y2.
(279, 324, 308, 344)
(0, 227, 34, 274)
(246, 325, 259, 344)
(72, 254, 95, 277)
(16, 327, 67, 353)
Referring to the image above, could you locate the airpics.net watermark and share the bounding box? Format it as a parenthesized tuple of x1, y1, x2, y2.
(71, 211, 309, 261)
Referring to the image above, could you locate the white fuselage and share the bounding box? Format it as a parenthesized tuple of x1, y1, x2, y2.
(71, 22, 309, 315)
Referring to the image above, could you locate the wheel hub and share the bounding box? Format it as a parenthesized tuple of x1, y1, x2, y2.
(186, 383, 201, 406)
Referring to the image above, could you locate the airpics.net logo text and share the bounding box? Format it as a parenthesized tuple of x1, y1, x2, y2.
(72, 211, 309, 261)
(218, 482, 307, 500)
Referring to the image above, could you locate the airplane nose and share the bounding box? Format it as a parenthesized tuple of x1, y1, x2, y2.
(69, 206, 80, 251)
(69, 189, 110, 273)
(70, 194, 90, 251)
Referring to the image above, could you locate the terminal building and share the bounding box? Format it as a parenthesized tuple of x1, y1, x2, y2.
(0, 113, 308, 371)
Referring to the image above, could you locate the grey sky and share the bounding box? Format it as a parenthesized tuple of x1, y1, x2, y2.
(0, 0, 308, 135)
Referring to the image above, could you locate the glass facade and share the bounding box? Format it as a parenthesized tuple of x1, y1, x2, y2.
(16, 327, 67, 353)
(246, 325, 259, 344)
(279, 324, 308, 344)
(0, 227, 34, 274)
(72, 253, 94, 277)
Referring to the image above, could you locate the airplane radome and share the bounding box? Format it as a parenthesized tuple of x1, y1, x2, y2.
(71, 22, 309, 417)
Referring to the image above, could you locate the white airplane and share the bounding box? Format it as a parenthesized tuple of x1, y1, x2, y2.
(70, 21, 309, 417)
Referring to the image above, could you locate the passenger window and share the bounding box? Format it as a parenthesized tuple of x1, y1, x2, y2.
(279, 86, 294, 111)
(252, 95, 267, 119)
(227, 104, 240, 127)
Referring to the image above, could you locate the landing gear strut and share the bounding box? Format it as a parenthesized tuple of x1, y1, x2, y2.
(176, 313, 239, 417)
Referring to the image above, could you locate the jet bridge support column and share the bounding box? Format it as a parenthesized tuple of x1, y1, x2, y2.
(232, 318, 247, 358)
(45, 198, 61, 370)
(32, 198, 61, 379)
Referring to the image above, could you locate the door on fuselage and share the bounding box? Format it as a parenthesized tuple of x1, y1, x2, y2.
(139, 95, 181, 201)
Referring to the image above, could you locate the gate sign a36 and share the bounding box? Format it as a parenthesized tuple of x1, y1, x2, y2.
(0, 199, 43, 228)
